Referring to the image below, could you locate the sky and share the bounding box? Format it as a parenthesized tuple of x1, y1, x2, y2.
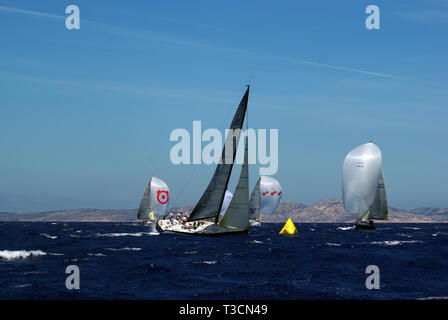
(0, 0, 447, 212)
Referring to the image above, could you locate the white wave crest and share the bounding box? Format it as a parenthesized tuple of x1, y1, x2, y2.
(337, 226, 355, 231)
(0, 250, 47, 261)
(105, 247, 142, 251)
(247, 240, 264, 244)
(40, 233, 58, 239)
(88, 253, 106, 257)
(10, 283, 32, 288)
(194, 260, 218, 265)
(326, 242, 342, 247)
(369, 240, 423, 246)
(96, 232, 147, 237)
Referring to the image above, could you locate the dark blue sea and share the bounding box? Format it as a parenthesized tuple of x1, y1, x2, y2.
(1, 222, 447, 300)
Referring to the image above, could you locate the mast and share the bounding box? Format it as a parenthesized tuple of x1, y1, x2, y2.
(188, 86, 250, 222)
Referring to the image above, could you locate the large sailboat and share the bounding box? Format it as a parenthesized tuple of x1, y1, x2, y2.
(158, 86, 251, 235)
(137, 176, 170, 226)
(249, 176, 283, 226)
(342, 142, 388, 230)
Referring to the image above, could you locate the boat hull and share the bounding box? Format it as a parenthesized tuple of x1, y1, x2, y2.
(355, 220, 376, 230)
(158, 219, 248, 236)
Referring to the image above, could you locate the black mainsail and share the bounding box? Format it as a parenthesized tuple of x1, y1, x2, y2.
(187, 86, 249, 222)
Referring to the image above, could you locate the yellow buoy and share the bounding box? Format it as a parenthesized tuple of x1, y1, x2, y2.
(279, 218, 298, 235)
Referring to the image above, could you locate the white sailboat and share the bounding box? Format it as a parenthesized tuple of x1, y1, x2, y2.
(342, 142, 389, 230)
(137, 177, 170, 227)
(158, 86, 251, 236)
(249, 176, 283, 226)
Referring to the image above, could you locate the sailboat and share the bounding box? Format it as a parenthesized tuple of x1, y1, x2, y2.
(342, 142, 388, 230)
(137, 176, 170, 226)
(249, 176, 283, 226)
(158, 86, 251, 235)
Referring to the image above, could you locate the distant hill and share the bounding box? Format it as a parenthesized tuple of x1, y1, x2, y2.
(1, 198, 447, 223)
(262, 199, 448, 223)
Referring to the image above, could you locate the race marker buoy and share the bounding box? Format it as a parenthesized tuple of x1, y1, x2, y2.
(279, 218, 298, 235)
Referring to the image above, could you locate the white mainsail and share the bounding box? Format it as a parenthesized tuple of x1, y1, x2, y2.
(219, 136, 250, 231)
(342, 142, 387, 225)
(137, 176, 169, 221)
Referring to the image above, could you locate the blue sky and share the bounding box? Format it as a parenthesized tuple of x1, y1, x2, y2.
(0, 0, 447, 211)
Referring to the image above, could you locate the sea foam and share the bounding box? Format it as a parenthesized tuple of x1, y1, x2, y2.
(0, 250, 47, 261)
(337, 226, 355, 231)
(369, 240, 423, 246)
(40, 233, 58, 239)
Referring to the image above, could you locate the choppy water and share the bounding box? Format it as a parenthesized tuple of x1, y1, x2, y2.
(1, 222, 447, 299)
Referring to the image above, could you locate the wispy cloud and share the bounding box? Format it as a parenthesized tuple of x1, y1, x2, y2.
(0, 5, 97, 24)
(0, 71, 237, 105)
(115, 29, 411, 81)
(396, 10, 448, 24)
(0, 5, 63, 20)
(1, 5, 411, 81)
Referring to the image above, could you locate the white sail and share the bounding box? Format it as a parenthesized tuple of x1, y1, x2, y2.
(249, 178, 261, 220)
(137, 176, 169, 221)
(342, 142, 383, 222)
(259, 176, 282, 214)
(370, 168, 388, 220)
(219, 190, 233, 216)
(219, 136, 250, 231)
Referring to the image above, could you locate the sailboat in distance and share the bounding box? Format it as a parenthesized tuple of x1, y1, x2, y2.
(249, 176, 283, 226)
(342, 142, 389, 230)
(158, 86, 251, 235)
(137, 177, 170, 226)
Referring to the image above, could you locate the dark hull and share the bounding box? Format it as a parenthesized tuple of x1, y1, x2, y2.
(355, 221, 376, 230)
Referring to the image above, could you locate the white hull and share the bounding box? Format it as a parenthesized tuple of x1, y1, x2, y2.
(157, 219, 247, 236)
